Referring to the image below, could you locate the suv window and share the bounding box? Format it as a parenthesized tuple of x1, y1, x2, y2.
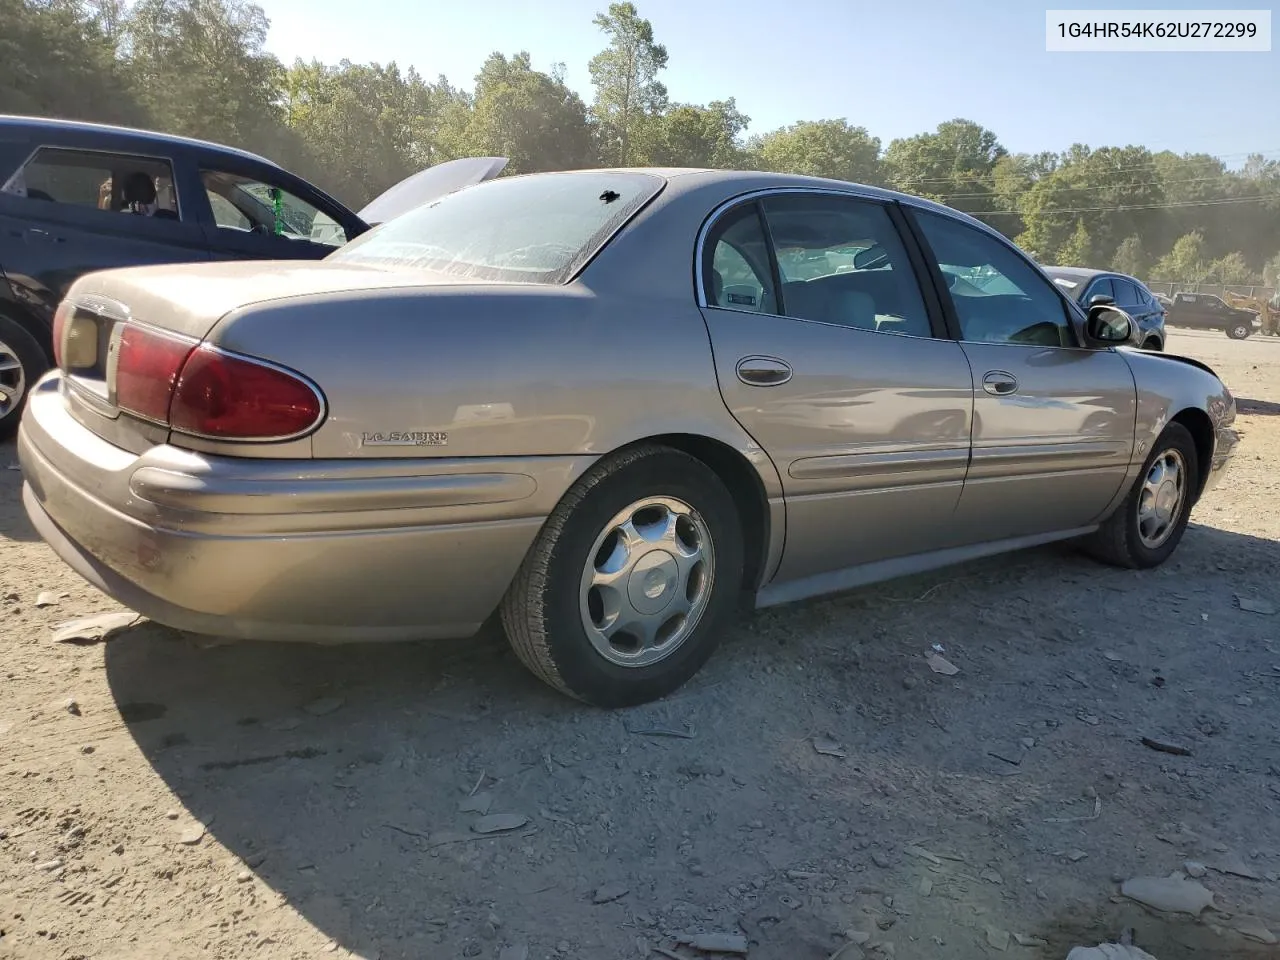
(1112, 278, 1139, 306)
(703, 204, 778, 314)
(201, 170, 345, 247)
(2, 147, 179, 219)
(914, 210, 1073, 347)
(759, 194, 931, 337)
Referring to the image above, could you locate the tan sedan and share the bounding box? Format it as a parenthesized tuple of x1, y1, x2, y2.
(18, 169, 1239, 707)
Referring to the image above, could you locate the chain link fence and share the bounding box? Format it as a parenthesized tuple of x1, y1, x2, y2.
(1146, 281, 1276, 301)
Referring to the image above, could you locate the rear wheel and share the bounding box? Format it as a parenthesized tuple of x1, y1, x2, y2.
(500, 444, 744, 708)
(1227, 321, 1252, 340)
(1082, 422, 1199, 569)
(0, 316, 49, 440)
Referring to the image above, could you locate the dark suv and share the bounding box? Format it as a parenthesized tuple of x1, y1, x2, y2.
(0, 115, 505, 436)
(1042, 267, 1167, 350)
(1165, 292, 1261, 340)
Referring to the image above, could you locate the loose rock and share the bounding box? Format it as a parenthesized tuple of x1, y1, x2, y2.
(1183, 860, 1207, 878)
(1120, 875, 1215, 915)
(676, 932, 749, 954)
(458, 792, 492, 815)
(52, 612, 142, 645)
(985, 925, 1009, 951)
(499, 946, 530, 960)
(592, 881, 629, 904)
(472, 814, 528, 834)
(1232, 915, 1277, 944)
(925, 653, 960, 676)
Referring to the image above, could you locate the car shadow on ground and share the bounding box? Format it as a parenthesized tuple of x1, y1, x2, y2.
(1236, 397, 1280, 417)
(100, 522, 1280, 959)
(0, 440, 39, 542)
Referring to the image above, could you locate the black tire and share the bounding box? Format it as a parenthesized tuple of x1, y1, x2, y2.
(1141, 338, 1163, 351)
(1226, 321, 1252, 340)
(0, 315, 50, 441)
(500, 444, 745, 708)
(1082, 422, 1199, 570)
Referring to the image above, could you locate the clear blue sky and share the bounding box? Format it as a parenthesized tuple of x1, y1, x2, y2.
(255, 0, 1278, 163)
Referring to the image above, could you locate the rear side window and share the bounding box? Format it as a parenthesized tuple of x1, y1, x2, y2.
(1112, 278, 1139, 306)
(330, 172, 663, 284)
(1, 147, 179, 219)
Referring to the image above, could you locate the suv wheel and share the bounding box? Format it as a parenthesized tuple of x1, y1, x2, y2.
(0, 316, 49, 440)
(1227, 321, 1252, 340)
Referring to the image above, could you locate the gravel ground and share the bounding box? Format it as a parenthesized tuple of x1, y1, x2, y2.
(2, 328, 1279, 960)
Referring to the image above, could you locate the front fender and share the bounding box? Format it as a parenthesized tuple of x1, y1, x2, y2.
(1120, 348, 1238, 500)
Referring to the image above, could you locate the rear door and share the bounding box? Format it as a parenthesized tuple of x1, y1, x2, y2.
(697, 190, 975, 588)
(0, 143, 211, 328)
(905, 207, 1137, 543)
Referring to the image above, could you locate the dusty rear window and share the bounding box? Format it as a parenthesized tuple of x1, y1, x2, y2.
(329, 171, 663, 283)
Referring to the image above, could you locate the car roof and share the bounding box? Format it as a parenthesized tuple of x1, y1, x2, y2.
(0, 114, 283, 171)
(1043, 266, 1111, 282)
(507, 166, 1002, 231)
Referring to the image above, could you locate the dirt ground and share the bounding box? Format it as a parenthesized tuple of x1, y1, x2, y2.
(2, 328, 1280, 960)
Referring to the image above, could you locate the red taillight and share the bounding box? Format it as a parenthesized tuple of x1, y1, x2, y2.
(169, 344, 324, 441)
(51, 301, 72, 368)
(115, 324, 197, 423)
(111, 323, 324, 441)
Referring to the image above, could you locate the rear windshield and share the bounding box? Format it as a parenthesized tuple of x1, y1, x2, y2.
(329, 171, 664, 283)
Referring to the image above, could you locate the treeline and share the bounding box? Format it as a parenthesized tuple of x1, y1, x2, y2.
(5, 0, 1279, 284)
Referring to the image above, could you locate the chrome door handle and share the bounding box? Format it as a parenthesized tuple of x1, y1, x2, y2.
(982, 371, 1018, 396)
(736, 356, 793, 386)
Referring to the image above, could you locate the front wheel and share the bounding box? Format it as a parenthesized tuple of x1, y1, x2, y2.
(0, 317, 50, 441)
(1227, 321, 1252, 340)
(1081, 423, 1199, 569)
(500, 444, 744, 708)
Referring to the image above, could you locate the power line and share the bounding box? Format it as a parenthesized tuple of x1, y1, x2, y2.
(964, 194, 1280, 216)
(935, 173, 1256, 202)
(890, 149, 1280, 187)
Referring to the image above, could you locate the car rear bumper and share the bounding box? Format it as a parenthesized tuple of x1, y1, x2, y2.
(19, 375, 592, 642)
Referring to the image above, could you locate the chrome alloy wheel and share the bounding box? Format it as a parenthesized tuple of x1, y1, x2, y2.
(579, 496, 715, 668)
(0, 339, 27, 420)
(1137, 448, 1187, 549)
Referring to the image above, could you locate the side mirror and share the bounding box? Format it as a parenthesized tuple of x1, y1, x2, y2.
(1086, 304, 1133, 345)
(1088, 294, 1115, 307)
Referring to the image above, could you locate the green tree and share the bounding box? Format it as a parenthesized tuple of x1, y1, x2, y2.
(123, 0, 284, 149)
(749, 119, 881, 184)
(1264, 253, 1280, 288)
(1206, 252, 1257, 285)
(884, 119, 1006, 218)
(1057, 219, 1093, 266)
(649, 99, 748, 169)
(461, 52, 596, 174)
(1153, 231, 1209, 282)
(0, 0, 146, 125)
(1111, 235, 1149, 277)
(587, 2, 668, 165)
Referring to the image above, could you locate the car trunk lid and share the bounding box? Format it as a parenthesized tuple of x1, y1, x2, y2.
(52, 259, 490, 453)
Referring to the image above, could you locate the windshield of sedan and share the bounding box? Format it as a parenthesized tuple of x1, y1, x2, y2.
(330, 171, 663, 283)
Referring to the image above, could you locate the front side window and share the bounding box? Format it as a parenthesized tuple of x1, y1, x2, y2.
(913, 210, 1074, 347)
(331, 172, 663, 283)
(759, 194, 931, 337)
(201, 170, 345, 247)
(1, 147, 179, 219)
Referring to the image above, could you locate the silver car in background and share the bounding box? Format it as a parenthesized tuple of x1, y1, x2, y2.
(18, 169, 1239, 707)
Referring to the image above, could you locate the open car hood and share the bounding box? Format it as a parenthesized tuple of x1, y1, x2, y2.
(357, 156, 508, 225)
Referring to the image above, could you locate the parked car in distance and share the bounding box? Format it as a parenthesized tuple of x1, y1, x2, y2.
(19, 168, 1239, 708)
(0, 114, 506, 437)
(1043, 266, 1167, 350)
(1165, 291, 1261, 340)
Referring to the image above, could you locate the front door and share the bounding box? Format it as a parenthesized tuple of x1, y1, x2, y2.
(698, 191, 974, 587)
(196, 167, 352, 262)
(907, 207, 1138, 543)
